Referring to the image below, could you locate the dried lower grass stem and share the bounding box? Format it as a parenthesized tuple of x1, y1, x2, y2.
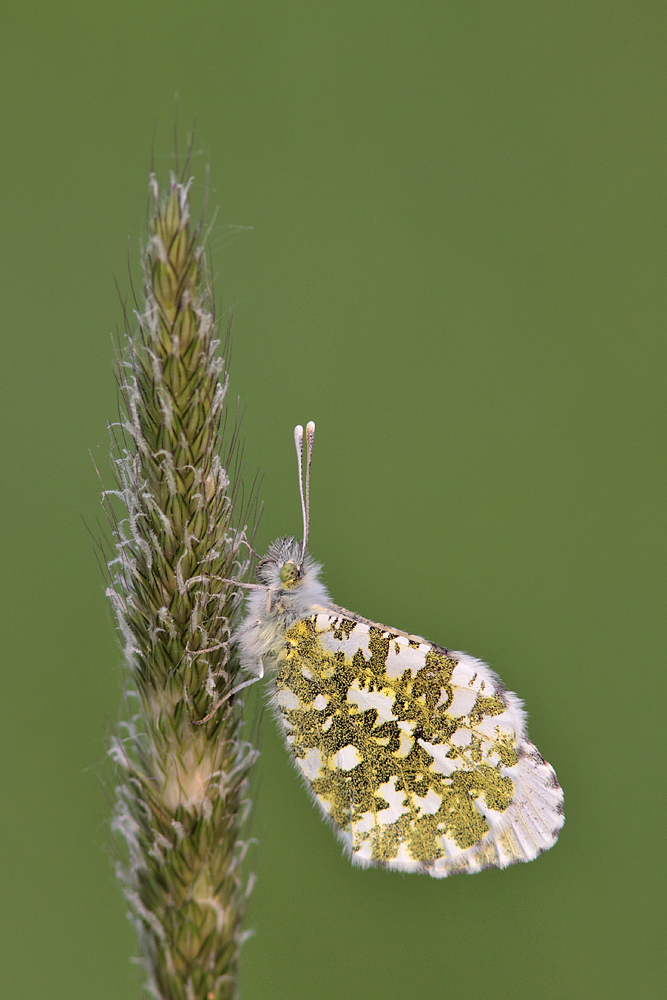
(104, 169, 258, 1000)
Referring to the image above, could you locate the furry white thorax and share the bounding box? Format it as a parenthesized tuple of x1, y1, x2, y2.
(236, 536, 332, 677)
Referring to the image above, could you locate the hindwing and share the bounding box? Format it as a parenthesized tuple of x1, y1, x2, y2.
(272, 610, 564, 877)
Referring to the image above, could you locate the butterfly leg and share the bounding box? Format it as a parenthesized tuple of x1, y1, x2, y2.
(195, 657, 265, 724)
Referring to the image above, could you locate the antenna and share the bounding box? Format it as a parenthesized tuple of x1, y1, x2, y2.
(294, 421, 315, 564)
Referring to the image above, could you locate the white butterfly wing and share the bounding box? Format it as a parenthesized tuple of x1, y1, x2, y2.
(272, 610, 563, 877)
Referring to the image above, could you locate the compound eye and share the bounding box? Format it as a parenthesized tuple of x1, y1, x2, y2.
(279, 561, 300, 588)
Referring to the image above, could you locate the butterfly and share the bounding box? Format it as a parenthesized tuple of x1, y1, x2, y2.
(236, 422, 564, 877)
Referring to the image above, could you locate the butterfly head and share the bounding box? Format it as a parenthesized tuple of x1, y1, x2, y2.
(256, 536, 320, 591)
(253, 423, 330, 606)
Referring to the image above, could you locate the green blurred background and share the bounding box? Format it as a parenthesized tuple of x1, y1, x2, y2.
(0, 2, 664, 997)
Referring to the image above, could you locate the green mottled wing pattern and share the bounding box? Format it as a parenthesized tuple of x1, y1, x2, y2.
(272, 611, 563, 877)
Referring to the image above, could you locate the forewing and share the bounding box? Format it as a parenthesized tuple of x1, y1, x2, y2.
(272, 611, 564, 877)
